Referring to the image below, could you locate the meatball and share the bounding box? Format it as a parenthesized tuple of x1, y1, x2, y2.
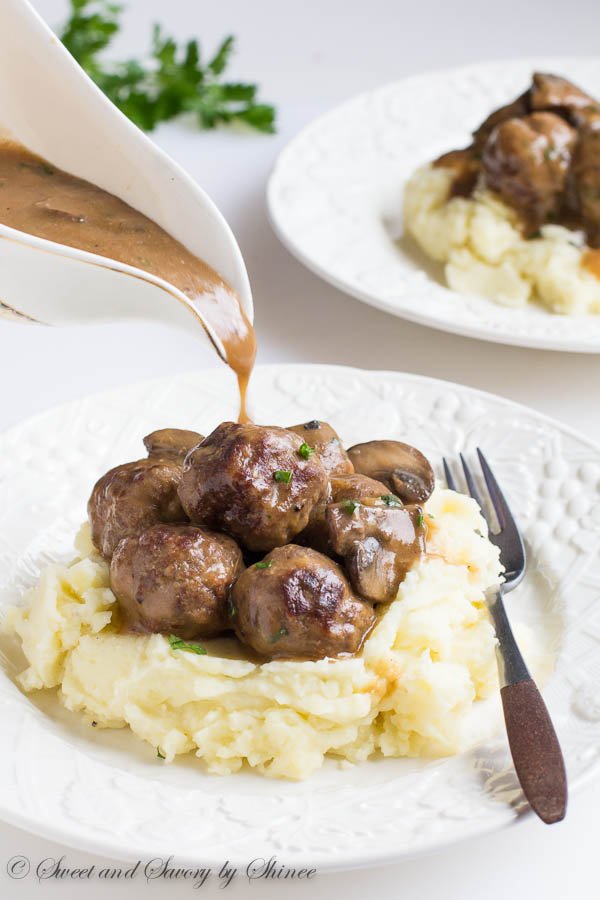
(326, 499, 426, 603)
(472, 90, 531, 152)
(481, 112, 576, 232)
(143, 428, 204, 461)
(230, 544, 375, 659)
(286, 420, 354, 475)
(88, 458, 186, 558)
(570, 118, 600, 247)
(110, 524, 244, 638)
(178, 422, 328, 552)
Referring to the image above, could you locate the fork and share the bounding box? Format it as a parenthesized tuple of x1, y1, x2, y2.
(443, 449, 567, 824)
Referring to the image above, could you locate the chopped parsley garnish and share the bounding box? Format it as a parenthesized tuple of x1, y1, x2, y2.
(156, 748, 166, 760)
(342, 499, 358, 514)
(168, 634, 207, 655)
(298, 442, 315, 460)
(417, 513, 424, 527)
(269, 627, 289, 643)
(58, 0, 276, 134)
(255, 560, 273, 569)
(274, 470, 293, 484)
(380, 494, 402, 507)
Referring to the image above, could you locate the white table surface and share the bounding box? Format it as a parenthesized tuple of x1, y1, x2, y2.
(1, 0, 599, 897)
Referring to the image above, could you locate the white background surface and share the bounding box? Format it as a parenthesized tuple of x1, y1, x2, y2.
(1, 0, 599, 897)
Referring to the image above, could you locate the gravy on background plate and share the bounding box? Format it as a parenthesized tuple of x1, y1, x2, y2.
(0, 142, 256, 421)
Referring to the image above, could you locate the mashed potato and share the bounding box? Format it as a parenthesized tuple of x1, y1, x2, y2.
(404, 165, 600, 314)
(4, 488, 508, 779)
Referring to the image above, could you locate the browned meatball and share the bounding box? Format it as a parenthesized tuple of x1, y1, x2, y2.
(178, 422, 328, 552)
(326, 499, 426, 603)
(472, 90, 531, 152)
(286, 420, 354, 475)
(481, 112, 576, 233)
(230, 544, 375, 659)
(570, 118, 600, 247)
(88, 458, 186, 558)
(143, 428, 204, 460)
(110, 524, 244, 638)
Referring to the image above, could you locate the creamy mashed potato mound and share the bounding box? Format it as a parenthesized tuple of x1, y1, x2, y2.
(4, 488, 506, 779)
(404, 165, 600, 314)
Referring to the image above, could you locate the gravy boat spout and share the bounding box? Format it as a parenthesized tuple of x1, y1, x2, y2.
(0, 0, 253, 358)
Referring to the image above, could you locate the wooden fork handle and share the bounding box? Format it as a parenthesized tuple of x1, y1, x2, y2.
(487, 588, 568, 823)
(501, 679, 567, 824)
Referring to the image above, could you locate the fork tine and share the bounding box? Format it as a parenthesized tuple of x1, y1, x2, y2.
(442, 457, 457, 491)
(459, 453, 490, 527)
(476, 448, 515, 532)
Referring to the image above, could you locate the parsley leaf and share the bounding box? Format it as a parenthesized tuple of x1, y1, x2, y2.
(58, 0, 276, 133)
(255, 560, 273, 569)
(380, 494, 403, 507)
(269, 627, 289, 643)
(298, 442, 315, 460)
(274, 470, 293, 484)
(168, 634, 207, 655)
(342, 499, 358, 515)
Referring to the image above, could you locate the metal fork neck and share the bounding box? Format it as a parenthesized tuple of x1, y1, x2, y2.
(486, 587, 531, 688)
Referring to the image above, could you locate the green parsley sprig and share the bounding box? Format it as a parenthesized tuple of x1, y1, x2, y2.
(59, 0, 276, 133)
(168, 634, 207, 655)
(380, 494, 403, 507)
(269, 627, 289, 643)
(298, 442, 315, 460)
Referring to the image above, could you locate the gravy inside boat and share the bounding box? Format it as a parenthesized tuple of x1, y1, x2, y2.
(0, 142, 256, 421)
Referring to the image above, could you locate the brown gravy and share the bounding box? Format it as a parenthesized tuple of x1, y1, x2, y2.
(0, 143, 256, 421)
(582, 248, 600, 280)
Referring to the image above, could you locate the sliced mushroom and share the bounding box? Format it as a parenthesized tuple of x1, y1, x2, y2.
(346, 440, 435, 504)
(326, 499, 426, 603)
(329, 472, 390, 502)
(286, 420, 354, 475)
(143, 428, 204, 461)
(297, 473, 391, 555)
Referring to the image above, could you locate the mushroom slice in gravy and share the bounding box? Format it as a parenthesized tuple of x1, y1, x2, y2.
(347, 440, 435, 505)
(326, 499, 426, 603)
(144, 428, 204, 461)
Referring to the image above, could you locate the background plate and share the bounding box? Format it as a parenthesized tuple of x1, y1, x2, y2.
(267, 58, 600, 353)
(0, 364, 599, 869)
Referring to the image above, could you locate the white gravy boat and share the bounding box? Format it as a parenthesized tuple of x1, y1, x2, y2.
(0, 0, 253, 362)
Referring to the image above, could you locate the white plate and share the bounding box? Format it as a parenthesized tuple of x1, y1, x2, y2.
(0, 364, 599, 870)
(268, 58, 600, 353)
